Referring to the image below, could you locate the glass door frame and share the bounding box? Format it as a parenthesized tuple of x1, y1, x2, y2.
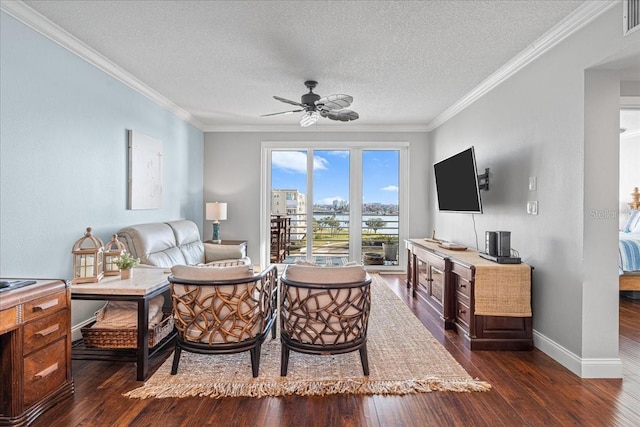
(260, 140, 409, 271)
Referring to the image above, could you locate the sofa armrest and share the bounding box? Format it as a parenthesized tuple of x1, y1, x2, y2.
(204, 242, 246, 262)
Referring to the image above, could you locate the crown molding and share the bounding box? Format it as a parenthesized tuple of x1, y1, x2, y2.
(0, 1, 205, 130)
(426, 1, 618, 131)
(202, 124, 431, 133)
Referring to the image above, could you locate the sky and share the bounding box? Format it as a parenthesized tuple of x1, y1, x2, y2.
(271, 150, 399, 205)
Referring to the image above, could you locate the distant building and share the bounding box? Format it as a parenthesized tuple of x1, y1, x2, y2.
(271, 189, 306, 241)
(271, 189, 306, 215)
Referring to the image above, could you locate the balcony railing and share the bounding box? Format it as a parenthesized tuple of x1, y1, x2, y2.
(273, 214, 399, 266)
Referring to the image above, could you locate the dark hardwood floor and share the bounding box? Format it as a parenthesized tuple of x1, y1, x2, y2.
(34, 275, 640, 427)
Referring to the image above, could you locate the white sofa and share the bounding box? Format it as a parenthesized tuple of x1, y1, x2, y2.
(116, 220, 248, 268)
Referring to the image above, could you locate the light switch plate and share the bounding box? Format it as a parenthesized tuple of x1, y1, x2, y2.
(527, 201, 538, 215)
(528, 176, 537, 191)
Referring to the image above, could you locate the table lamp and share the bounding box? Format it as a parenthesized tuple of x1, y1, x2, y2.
(206, 202, 227, 243)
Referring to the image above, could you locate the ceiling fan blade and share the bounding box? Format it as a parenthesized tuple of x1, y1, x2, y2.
(322, 109, 359, 122)
(261, 109, 304, 117)
(316, 94, 353, 110)
(273, 96, 305, 108)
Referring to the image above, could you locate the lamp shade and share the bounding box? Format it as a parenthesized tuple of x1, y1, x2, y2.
(206, 202, 227, 221)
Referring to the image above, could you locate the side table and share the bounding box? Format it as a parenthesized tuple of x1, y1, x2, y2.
(70, 267, 175, 381)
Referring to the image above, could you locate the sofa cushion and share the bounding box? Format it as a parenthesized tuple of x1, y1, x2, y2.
(117, 220, 206, 268)
(167, 220, 205, 265)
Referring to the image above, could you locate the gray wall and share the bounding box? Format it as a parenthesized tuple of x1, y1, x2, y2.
(203, 132, 430, 263)
(429, 3, 639, 376)
(0, 12, 204, 326)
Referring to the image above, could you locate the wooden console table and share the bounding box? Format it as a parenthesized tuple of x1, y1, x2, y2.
(405, 239, 533, 350)
(0, 279, 74, 426)
(70, 267, 175, 381)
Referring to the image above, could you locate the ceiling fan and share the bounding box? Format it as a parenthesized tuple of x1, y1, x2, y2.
(262, 80, 359, 127)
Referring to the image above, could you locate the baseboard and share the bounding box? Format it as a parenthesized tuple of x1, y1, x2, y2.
(71, 316, 96, 342)
(533, 329, 623, 378)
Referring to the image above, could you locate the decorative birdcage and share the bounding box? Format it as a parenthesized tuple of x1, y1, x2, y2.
(72, 227, 104, 284)
(103, 234, 126, 276)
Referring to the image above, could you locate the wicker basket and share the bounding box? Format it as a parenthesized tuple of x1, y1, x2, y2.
(364, 252, 384, 265)
(81, 313, 174, 349)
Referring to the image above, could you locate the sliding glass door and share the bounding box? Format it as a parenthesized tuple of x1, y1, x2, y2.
(264, 142, 407, 269)
(361, 150, 400, 266)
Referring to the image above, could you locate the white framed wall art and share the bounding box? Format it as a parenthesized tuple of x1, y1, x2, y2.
(128, 130, 163, 210)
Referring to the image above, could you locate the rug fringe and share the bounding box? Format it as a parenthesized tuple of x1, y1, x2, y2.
(124, 377, 491, 399)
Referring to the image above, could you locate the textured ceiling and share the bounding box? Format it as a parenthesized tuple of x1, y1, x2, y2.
(19, 0, 591, 130)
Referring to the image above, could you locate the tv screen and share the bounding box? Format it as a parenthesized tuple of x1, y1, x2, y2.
(433, 147, 483, 213)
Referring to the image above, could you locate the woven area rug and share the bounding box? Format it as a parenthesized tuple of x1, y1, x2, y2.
(124, 274, 490, 399)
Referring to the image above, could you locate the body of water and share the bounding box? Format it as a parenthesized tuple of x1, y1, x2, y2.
(311, 214, 398, 234)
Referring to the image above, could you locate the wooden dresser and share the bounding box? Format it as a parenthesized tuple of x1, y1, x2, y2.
(406, 239, 533, 351)
(0, 279, 74, 427)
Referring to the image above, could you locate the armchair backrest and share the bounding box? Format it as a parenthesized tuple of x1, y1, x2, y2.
(280, 265, 372, 346)
(169, 264, 277, 345)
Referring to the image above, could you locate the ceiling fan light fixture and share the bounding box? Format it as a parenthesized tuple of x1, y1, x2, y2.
(300, 110, 320, 127)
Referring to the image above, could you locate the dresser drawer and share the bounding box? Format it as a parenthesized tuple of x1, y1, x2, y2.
(453, 275, 472, 298)
(23, 290, 67, 322)
(0, 306, 18, 334)
(456, 298, 471, 332)
(451, 262, 473, 282)
(23, 337, 68, 408)
(23, 309, 69, 355)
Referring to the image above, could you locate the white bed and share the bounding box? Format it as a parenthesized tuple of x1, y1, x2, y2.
(620, 187, 640, 291)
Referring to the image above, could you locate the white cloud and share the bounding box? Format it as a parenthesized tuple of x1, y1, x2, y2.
(327, 150, 349, 158)
(381, 185, 399, 192)
(272, 151, 328, 173)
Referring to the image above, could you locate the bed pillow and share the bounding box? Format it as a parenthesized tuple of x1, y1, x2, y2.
(630, 214, 640, 233)
(622, 209, 640, 233)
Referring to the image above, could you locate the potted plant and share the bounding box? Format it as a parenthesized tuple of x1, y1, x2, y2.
(382, 236, 399, 263)
(114, 252, 140, 279)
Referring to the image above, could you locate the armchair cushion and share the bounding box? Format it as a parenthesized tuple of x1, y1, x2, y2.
(171, 264, 253, 281)
(284, 264, 367, 284)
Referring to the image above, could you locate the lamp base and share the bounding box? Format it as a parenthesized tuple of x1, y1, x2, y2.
(212, 222, 221, 243)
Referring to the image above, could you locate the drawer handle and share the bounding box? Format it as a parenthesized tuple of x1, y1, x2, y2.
(35, 362, 58, 379)
(458, 284, 466, 288)
(36, 324, 60, 336)
(33, 299, 58, 312)
(458, 309, 466, 314)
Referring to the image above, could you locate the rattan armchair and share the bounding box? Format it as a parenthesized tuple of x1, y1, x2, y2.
(279, 264, 372, 376)
(169, 263, 277, 377)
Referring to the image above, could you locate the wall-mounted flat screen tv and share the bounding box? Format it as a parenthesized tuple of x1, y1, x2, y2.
(433, 146, 483, 213)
